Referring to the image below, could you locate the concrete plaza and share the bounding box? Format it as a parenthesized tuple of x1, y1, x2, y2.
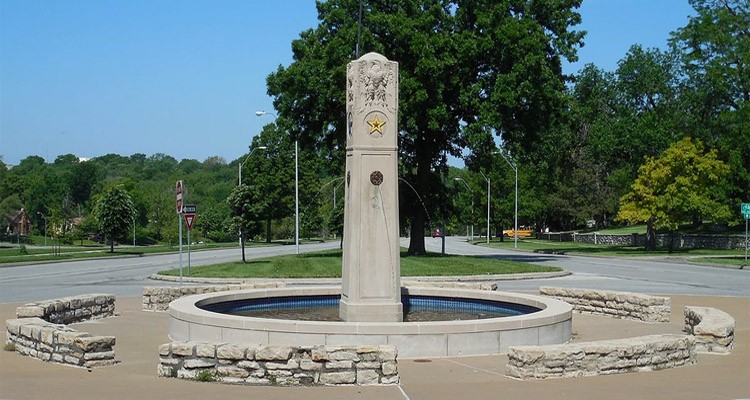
(1, 294, 748, 400)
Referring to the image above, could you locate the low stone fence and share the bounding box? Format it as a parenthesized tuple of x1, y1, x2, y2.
(540, 287, 670, 323)
(142, 283, 286, 312)
(158, 342, 399, 386)
(684, 306, 735, 354)
(16, 293, 115, 324)
(5, 317, 117, 369)
(506, 334, 695, 379)
(535, 232, 574, 242)
(571, 233, 746, 250)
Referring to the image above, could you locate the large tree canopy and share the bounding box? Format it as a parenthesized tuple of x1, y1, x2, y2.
(616, 137, 731, 250)
(93, 184, 136, 252)
(267, 0, 584, 254)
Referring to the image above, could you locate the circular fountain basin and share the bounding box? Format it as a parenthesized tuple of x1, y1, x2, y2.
(169, 286, 573, 358)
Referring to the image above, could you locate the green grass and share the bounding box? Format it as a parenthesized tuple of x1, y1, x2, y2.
(478, 238, 744, 257)
(0, 241, 276, 264)
(157, 249, 561, 278)
(691, 256, 749, 268)
(595, 225, 646, 234)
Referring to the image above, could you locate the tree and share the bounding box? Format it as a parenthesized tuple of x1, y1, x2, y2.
(670, 0, 750, 207)
(616, 137, 731, 250)
(67, 161, 100, 206)
(93, 185, 136, 252)
(241, 124, 304, 243)
(227, 184, 261, 262)
(268, 0, 584, 254)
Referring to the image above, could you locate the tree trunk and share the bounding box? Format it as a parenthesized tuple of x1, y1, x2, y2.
(265, 218, 272, 243)
(645, 217, 657, 251)
(110, 237, 114, 253)
(408, 212, 427, 255)
(241, 234, 246, 263)
(668, 231, 675, 254)
(407, 149, 430, 255)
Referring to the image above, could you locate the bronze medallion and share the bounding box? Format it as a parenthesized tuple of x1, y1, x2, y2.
(370, 171, 383, 186)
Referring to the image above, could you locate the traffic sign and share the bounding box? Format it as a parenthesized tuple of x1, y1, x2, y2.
(742, 203, 750, 218)
(176, 180, 184, 214)
(183, 204, 197, 214)
(183, 213, 196, 230)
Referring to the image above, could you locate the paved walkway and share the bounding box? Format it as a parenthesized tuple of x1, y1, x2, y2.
(1, 295, 748, 400)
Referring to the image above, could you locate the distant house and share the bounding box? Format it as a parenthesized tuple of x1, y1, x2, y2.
(5, 208, 33, 236)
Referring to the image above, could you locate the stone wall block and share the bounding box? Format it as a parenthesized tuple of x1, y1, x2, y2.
(326, 360, 353, 369)
(330, 350, 359, 361)
(217, 365, 250, 378)
(311, 346, 329, 361)
(382, 361, 398, 376)
(357, 369, 380, 384)
(176, 368, 199, 380)
(171, 342, 197, 356)
(266, 359, 299, 370)
(237, 360, 261, 370)
(255, 345, 292, 361)
(684, 306, 734, 354)
(299, 358, 323, 371)
(507, 334, 696, 379)
(16, 306, 45, 319)
(319, 371, 356, 385)
(83, 350, 115, 361)
(158, 342, 398, 386)
(194, 342, 217, 358)
(183, 358, 216, 369)
(158, 343, 172, 356)
(217, 343, 245, 360)
(378, 345, 397, 361)
(75, 336, 115, 352)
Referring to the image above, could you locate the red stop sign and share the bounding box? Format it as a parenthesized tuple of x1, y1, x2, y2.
(176, 180, 183, 214)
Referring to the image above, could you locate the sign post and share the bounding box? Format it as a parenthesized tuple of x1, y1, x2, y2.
(183, 205, 196, 276)
(742, 203, 750, 262)
(176, 181, 184, 284)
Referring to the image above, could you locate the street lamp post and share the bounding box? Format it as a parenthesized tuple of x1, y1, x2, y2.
(494, 151, 519, 249)
(256, 110, 299, 254)
(454, 178, 474, 240)
(37, 212, 47, 247)
(479, 172, 490, 244)
(237, 145, 268, 249)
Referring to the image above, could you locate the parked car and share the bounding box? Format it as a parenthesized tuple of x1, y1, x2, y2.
(431, 228, 443, 238)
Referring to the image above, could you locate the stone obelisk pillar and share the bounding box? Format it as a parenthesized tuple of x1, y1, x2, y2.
(339, 52, 403, 322)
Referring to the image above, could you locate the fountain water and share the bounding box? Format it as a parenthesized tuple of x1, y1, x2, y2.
(168, 53, 572, 357)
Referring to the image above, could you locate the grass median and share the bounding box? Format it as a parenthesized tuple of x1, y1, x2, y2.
(157, 248, 561, 279)
(0, 241, 273, 264)
(478, 238, 744, 257)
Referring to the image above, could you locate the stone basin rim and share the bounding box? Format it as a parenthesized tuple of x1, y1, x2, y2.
(168, 286, 573, 333)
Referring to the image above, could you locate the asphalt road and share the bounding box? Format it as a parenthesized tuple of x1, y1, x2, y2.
(1, 236, 747, 303)
(422, 236, 749, 297)
(0, 242, 339, 303)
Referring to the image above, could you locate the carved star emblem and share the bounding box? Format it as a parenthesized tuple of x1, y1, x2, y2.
(367, 115, 386, 135)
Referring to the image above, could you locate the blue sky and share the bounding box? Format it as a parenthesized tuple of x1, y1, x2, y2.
(0, 0, 695, 167)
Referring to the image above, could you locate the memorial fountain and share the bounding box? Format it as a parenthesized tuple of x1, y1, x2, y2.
(168, 53, 572, 357)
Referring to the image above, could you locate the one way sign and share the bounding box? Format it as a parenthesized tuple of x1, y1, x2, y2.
(183, 213, 196, 230)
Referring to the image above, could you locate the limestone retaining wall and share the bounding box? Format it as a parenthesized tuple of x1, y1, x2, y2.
(158, 342, 399, 386)
(571, 233, 746, 250)
(5, 317, 117, 369)
(142, 283, 286, 312)
(16, 293, 115, 324)
(540, 287, 670, 323)
(684, 306, 735, 354)
(506, 334, 696, 379)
